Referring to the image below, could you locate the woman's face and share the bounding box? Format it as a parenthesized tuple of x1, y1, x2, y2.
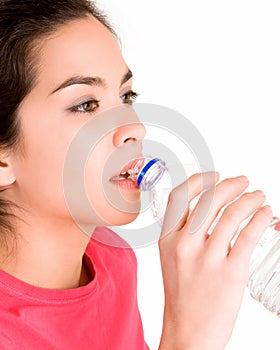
(10, 16, 146, 228)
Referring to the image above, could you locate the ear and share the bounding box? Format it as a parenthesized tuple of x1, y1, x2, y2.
(0, 157, 16, 187)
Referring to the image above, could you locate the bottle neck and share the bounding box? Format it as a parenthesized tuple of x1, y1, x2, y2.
(136, 158, 167, 191)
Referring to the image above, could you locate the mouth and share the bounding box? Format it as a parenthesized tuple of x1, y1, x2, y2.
(110, 158, 144, 182)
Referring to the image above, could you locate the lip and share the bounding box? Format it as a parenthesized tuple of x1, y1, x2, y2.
(111, 179, 140, 190)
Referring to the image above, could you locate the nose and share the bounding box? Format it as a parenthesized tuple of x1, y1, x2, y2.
(112, 121, 146, 147)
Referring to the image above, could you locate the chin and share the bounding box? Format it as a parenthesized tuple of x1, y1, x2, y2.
(106, 209, 140, 226)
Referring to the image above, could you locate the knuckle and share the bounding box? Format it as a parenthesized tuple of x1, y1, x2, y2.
(174, 240, 192, 262)
(247, 234, 259, 249)
(239, 228, 255, 245)
(174, 242, 186, 261)
(240, 190, 266, 207)
(223, 206, 242, 224)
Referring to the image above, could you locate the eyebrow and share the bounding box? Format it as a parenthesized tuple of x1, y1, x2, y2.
(50, 69, 133, 95)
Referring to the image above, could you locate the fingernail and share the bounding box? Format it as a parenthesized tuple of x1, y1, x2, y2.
(236, 175, 249, 183)
(254, 190, 265, 197)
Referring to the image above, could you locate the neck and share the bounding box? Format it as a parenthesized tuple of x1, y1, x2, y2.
(0, 216, 95, 290)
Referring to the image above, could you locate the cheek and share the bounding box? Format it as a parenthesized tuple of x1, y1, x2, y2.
(12, 123, 74, 217)
(13, 147, 67, 215)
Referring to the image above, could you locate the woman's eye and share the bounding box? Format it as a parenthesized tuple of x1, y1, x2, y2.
(121, 90, 139, 105)
(71, 99, 99, 114)
(69, 91, 138, 116)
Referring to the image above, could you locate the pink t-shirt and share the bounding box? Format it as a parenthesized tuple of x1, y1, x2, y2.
(0, 226, 149, 349)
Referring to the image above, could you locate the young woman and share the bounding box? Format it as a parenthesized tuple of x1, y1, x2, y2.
(0, 1, 272, 349)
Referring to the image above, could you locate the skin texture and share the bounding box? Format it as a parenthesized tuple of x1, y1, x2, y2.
(0, 15, 273, 350)
(0, 16, 145, 289)
(158, 173, 272, 349)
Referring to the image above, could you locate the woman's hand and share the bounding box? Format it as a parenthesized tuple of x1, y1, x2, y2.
(158, 172, 272, 350)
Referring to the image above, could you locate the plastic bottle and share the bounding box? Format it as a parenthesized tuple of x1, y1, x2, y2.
(248, 218, 280, 315)
(126, 157, 167, 191)
(128, 156, 280, 316)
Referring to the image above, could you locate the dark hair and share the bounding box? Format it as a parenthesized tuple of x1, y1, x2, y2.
(0, 0, 115, 251)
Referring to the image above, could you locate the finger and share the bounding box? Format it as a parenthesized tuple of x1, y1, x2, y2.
(186, 176, 249, 236)
(207, 190, 267, 256)
(161, 171, 219, 238)
(229, 205, 272, 264)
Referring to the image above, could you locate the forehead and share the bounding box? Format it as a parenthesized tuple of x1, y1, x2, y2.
(37, 16, 126, 85)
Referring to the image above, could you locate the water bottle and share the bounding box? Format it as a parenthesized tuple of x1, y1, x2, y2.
(248, 218, 280, 315)
(126, 156, 280, 316)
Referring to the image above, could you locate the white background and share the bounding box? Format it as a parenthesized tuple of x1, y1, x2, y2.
(96, 1, 280, 349)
